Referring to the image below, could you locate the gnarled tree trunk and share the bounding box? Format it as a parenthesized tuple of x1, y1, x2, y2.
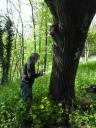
(45, 0, 96, 109)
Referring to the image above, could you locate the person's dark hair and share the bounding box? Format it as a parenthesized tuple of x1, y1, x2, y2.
(29, 53, 40, 62)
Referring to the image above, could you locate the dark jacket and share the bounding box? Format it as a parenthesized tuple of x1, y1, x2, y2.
(21, 61, 40, 85)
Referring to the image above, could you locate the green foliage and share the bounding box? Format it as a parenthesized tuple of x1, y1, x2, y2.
(0, 62, 96, 127)
(28, 97, 68, 128)
(0, 16, 14, 84)
(4, 17, 14, 81)
(0, 82, 19, 128)
(24, 2, 52, 70)
(76, 62, 96, 91)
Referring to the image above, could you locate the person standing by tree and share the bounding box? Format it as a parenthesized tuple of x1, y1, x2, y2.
(20, 52, 44, 128)
(21, 53, 44, 107)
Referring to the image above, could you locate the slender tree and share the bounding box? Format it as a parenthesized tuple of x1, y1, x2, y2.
(1, 17, 14, 83)
(9, 0, 25, 67)
(44, 7, 48, 72)
(45, 0, 96, 109)
(17, 0, 25, 66)
(0, 23, 4, 83)
(29, 0, 37, 52)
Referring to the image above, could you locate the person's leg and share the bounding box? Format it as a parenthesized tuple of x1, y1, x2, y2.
(20, 82, 33, 126)
(27, 86, 33, 111)
(21, 81, 32, 101)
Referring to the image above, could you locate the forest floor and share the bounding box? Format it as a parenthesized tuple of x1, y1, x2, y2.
(0, 61, 96, 128)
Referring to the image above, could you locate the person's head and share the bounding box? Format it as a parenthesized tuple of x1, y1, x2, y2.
(29, 53, 40, 64)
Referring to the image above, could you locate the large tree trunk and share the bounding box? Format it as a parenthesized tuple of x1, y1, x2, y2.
(45, 0, 96, 109)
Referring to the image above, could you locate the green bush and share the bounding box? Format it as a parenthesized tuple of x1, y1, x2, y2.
(0, 62, 96, 127)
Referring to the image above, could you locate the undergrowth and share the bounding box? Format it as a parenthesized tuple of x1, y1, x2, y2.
(0, 62, 96, 128)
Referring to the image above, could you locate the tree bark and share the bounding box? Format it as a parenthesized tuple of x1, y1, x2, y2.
(45, 0, 96, 109)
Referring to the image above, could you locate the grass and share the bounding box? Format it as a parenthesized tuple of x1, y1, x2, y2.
(0, 61, 96, 128)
